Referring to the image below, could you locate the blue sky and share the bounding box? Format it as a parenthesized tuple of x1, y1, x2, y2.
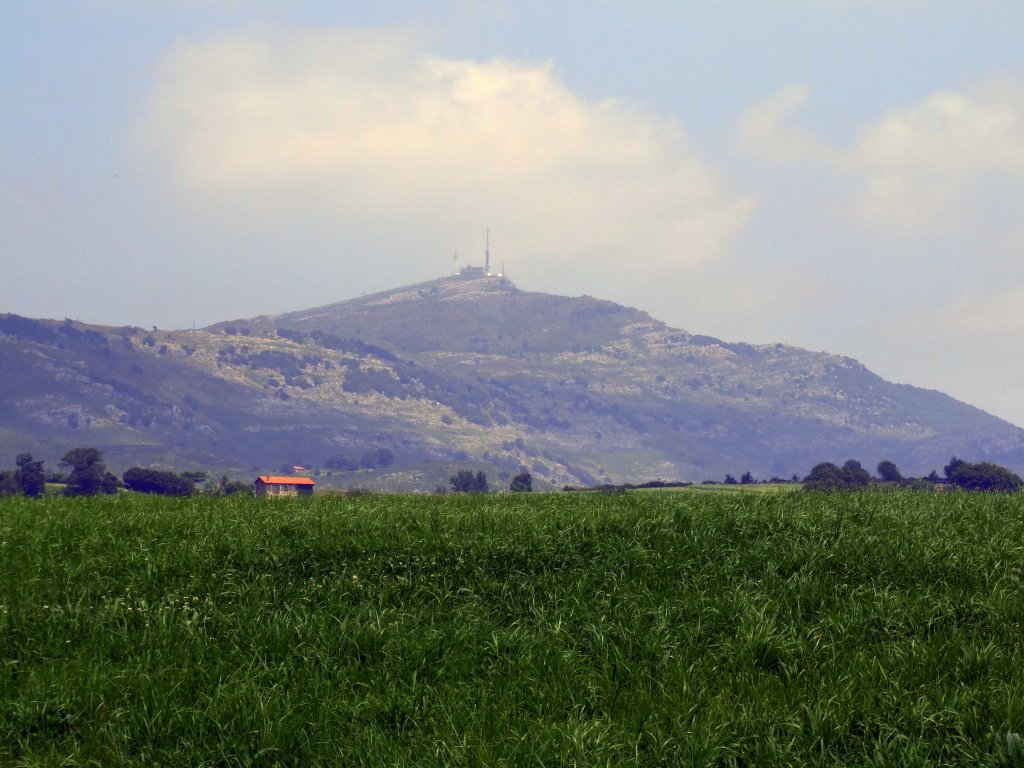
(3, 1, 1024, 427)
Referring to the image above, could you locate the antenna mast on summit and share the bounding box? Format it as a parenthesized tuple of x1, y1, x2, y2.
(485, 229, 491, 276)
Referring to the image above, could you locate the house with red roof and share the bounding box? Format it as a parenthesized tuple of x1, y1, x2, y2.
(254, 475, 315, 498)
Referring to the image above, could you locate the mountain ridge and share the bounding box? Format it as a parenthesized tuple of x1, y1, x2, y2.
(1, 275, 1021, 488)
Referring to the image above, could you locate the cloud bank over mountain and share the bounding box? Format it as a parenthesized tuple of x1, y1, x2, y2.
(739, 78, 1024, 230)
(140, 28, 751, 295)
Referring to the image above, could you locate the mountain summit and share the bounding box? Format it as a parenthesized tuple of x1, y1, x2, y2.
(225, 276, 661, 355)
(2, 275, 1022, 487)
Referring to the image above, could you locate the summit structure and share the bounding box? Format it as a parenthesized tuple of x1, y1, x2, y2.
(458, 230, 502, 279)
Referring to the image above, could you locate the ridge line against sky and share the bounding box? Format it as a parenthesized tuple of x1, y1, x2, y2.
(2, 2, 1023, 426)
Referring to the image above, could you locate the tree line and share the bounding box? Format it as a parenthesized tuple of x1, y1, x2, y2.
(4, 449, 1020, 498)
(1, 449, 535, 498)
(0, 449, 121, 497)
(0, 448, 251, 498)
(802, 457, 1023, 492)
(443, 469, 532, 493)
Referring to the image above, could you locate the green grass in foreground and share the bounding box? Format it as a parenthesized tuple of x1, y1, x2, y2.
(1, 491, 1023, 766)
(647, 482, 800, 493)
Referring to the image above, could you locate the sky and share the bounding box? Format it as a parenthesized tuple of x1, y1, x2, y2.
(2, 1, 1024, 426)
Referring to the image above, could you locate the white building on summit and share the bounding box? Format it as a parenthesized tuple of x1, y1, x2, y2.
(457, 230, 503, 279)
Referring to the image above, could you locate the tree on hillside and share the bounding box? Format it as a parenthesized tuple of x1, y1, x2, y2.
(360, 448, 395, 470)
(944, 457, 966, 482)
(740, 471, 754, 485)
(325, 454, 359, 471)
(219, 474, 252, 496)
(803, 459, 872, 491)
(877, 460, 903, 483)
(123, 467, 193, 496)
(450, 469, 488, 494)
(802, 462, 846, 491)
(510, 472, 533, 492)
(947, 461, 1023, 492)
(841, 459, 872, 489)
(0, 471, 18, 497)
(15, 453, 46, 497)
(61, 447, 118, 496)
(181, 470, 210, 487)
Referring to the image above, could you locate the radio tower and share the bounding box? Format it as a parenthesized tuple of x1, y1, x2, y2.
(485, 229, 491, 276)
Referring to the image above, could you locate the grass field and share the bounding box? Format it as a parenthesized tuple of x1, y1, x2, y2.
(646, 482, 801, 494)
(2, 491, 1023, 766)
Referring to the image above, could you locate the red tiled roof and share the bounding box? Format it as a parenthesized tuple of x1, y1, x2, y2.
(256, 476, 316, 486)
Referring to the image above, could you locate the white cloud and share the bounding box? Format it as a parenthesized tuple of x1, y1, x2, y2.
(139, 27, 751, 283)
(851, 86, 1024, 228)
(736, 83, 835, 164)
(876, 283, 1024, 426)
(738, 79, 1024, 231)
(944, 285, 1024, 337)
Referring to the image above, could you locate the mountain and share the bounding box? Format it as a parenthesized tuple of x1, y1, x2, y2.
(2, 275, 1022, 489)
